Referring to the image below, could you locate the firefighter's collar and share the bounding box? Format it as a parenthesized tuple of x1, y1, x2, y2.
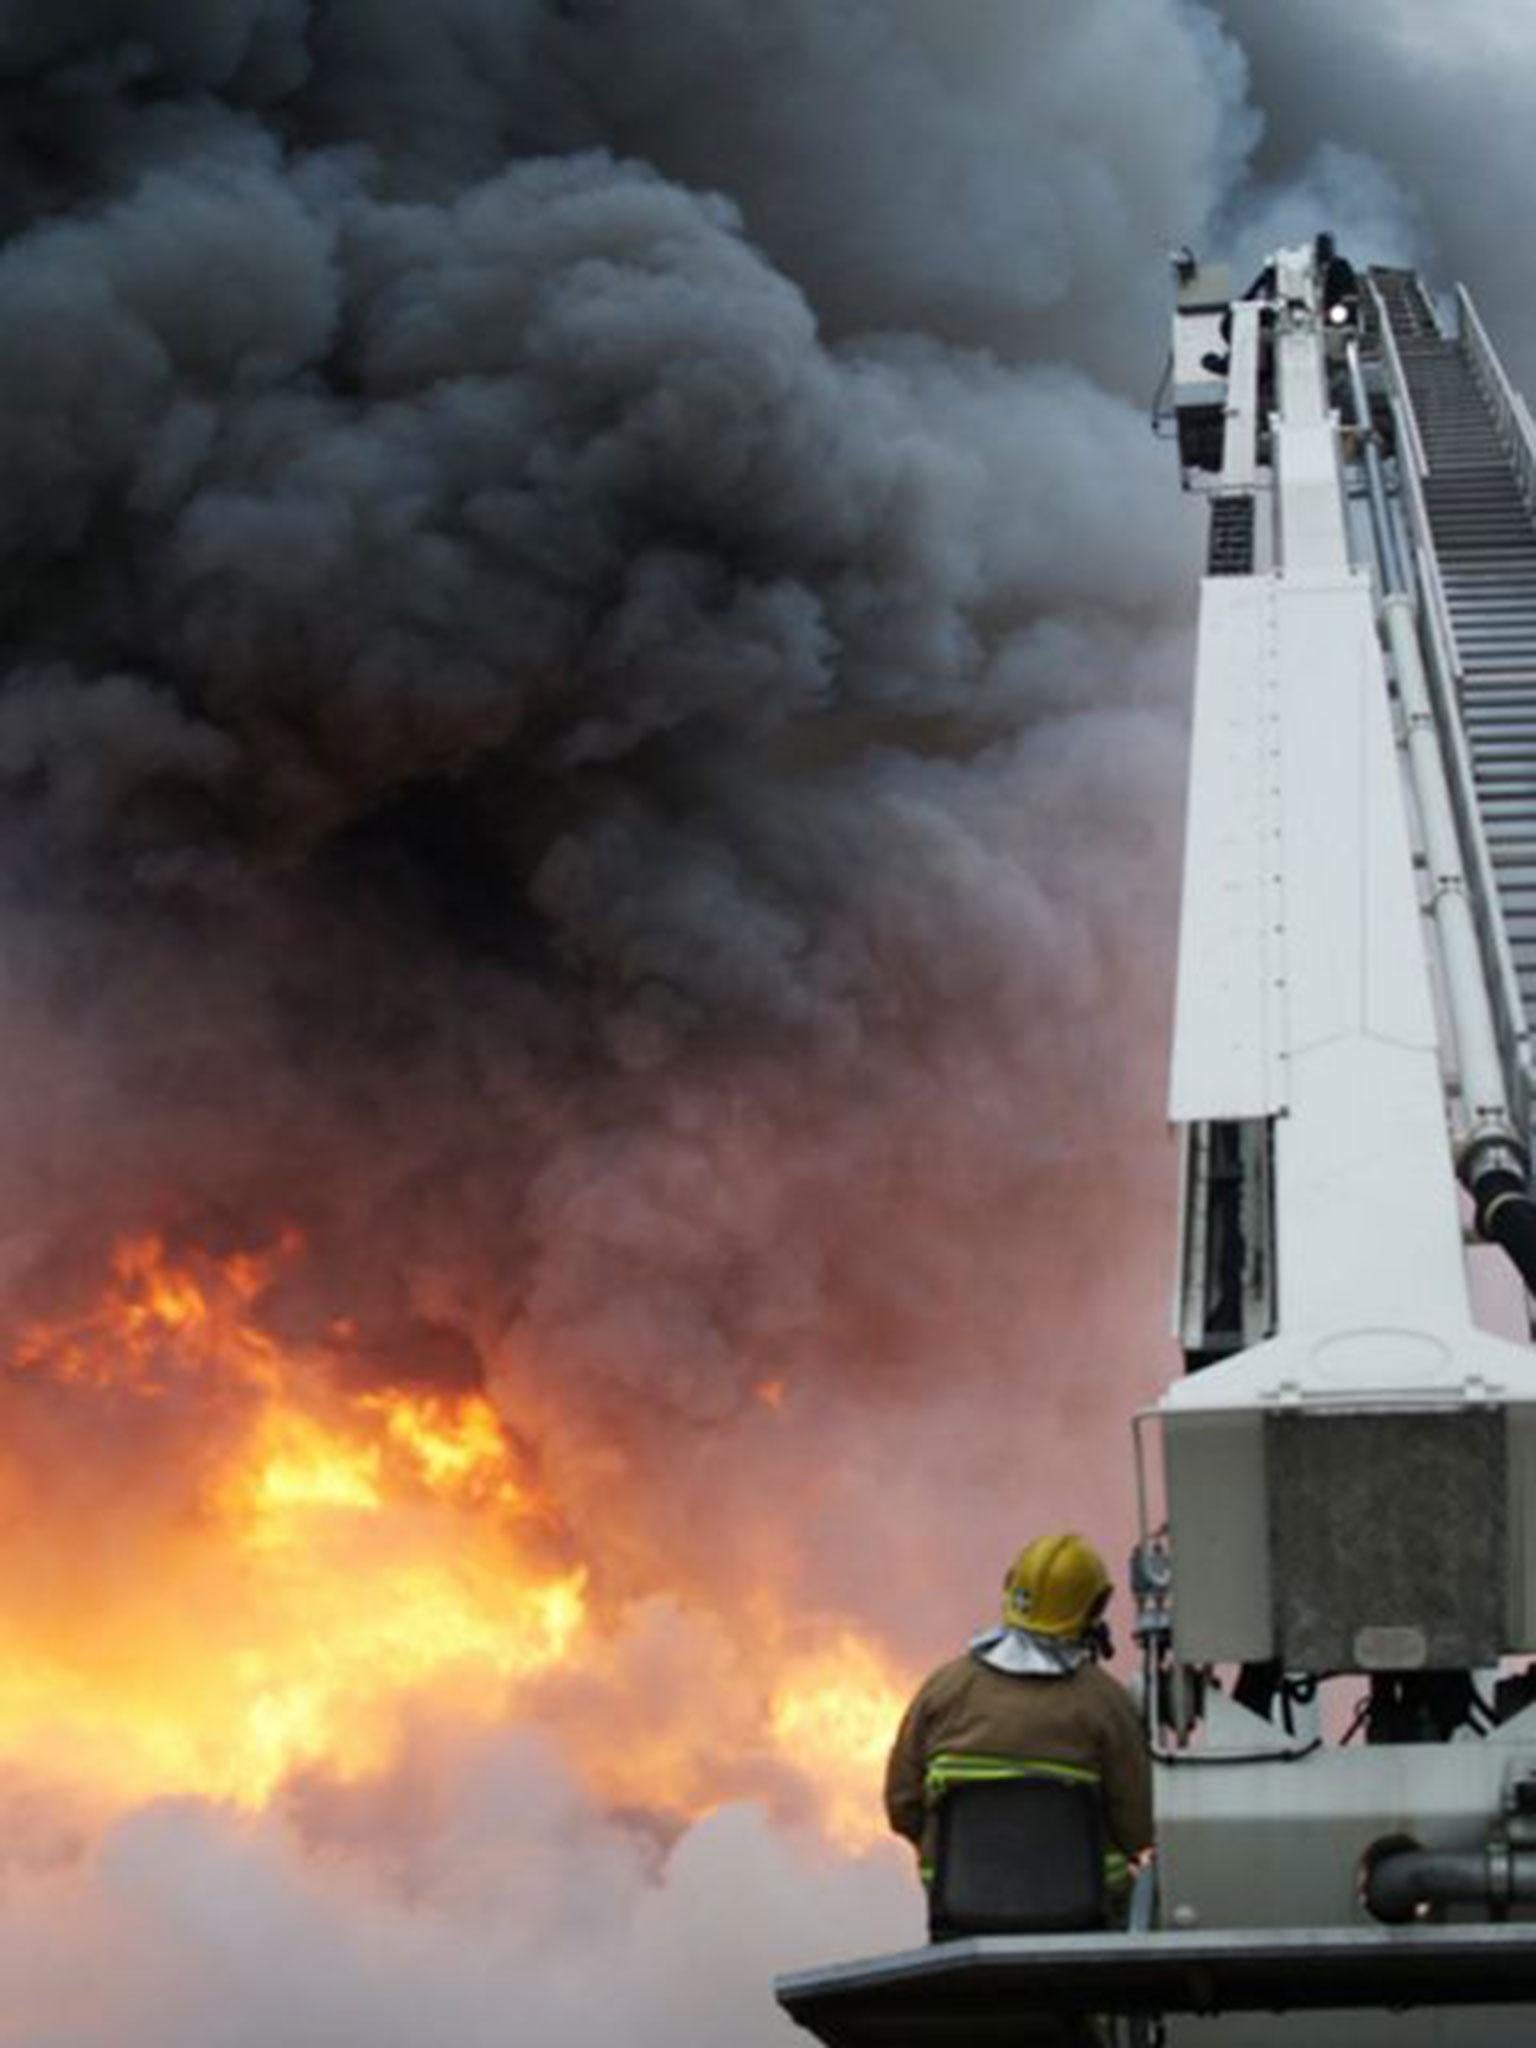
(969, 1624, 1089, 1677)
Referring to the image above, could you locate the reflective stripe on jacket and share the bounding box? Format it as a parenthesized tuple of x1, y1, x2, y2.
(918, 1750, 1129, 1889)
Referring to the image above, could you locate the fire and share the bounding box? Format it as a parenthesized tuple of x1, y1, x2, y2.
(2, 1235, 586, 1809)
(771, 1635, 911, 1849)
(0, 1235, 910, 1848)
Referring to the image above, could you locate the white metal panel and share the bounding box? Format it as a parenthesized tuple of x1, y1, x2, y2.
(1171, 558, 1471, 1331)
(1168, 577, 1284, 1122)
(1221, 301, 1263, 489)
(1279, 1039, 1468, 1331)
(1161, 1738, 1536, 2044)
(1273, 318, 1348, 574)
(1266, 574, 1467, 1325)
(1164, 1324, 1536, 1413)
(1158, 1736, 1536, 1930)
(1275, 576, 1437, 1055)
(1274, 421, 1349, 573)
(1174, 302, 1227, 412)
(1165, 1410, 1270, 1663)
(1273, 244, 1314, 307)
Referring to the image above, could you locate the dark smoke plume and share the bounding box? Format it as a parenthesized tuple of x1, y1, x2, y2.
(0, 0, 1215, 1659)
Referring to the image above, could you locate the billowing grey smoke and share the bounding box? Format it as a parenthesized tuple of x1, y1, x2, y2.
(0, 1735, 922, 2048)
(0, 0, 1213, 1495)
(1213, 0, 1536, 379)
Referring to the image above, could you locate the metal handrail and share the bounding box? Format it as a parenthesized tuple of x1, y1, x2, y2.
(1414, 529, 1532, 1108)
(1370, 279, 1428, 480)
(1458, 283, 1536, 519)
(1372, 303, 1532, 1109)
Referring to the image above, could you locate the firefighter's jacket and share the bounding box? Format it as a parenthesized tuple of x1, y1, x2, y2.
(884, 1644, 1153, 1873)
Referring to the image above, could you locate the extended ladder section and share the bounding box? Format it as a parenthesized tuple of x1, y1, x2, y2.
(777, 243, 1536, 2048)
(1153, 243, 1536, 2038)
(1372, 268, 1536, 1111)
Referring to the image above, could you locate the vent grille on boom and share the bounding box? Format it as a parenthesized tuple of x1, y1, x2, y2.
(1207, 494, 1256, 576)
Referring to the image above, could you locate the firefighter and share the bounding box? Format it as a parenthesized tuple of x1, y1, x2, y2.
(1315, 231, 1359, 328)
(884, 1533, 1153, 1901)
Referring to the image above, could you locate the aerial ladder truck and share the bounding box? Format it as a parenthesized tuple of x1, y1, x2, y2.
(778, 240, 1536, 2043)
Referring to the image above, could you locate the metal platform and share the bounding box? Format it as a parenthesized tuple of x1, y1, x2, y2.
(775, 1927, 1536, 2047)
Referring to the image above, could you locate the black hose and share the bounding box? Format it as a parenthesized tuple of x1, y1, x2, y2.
(1363, 1842, 1536, 1924)
(1473, 1169, 1536, 1297)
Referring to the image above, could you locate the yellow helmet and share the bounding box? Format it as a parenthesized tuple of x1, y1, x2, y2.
(1002, 1533, 1112, 1639)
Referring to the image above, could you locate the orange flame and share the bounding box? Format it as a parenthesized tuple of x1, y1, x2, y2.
(1, 1236, 585, 1807)
(770, 1635, 911, 1849)
(0, 1236, 908, 1844)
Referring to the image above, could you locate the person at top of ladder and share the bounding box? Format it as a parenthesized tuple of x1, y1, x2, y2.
(1316, 231, 1359, 329)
